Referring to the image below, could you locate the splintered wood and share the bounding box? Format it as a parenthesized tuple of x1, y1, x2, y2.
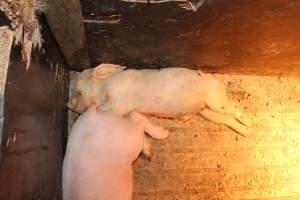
(133, 74, 300, 200)
(0, 0, 43, 68)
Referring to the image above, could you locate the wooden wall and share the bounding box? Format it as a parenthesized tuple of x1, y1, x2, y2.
(81, 0, 300, 76)
(0, 11, 14, 151)
(0, 16, 69, 200)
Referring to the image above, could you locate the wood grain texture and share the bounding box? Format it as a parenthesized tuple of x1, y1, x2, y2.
(133, 74, 300, 199)
(42, 0, 90, 70)
(0, 17, 69, 200)
(0, 26, 14, 153)
(82, 0, 300, 76)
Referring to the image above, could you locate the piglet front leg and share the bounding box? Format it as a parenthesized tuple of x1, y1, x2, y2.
(128, 111, 170, 159)
(129, 112, 170, 139)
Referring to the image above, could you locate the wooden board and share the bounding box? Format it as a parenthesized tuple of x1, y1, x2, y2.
(0, 16, 69, 200)
(42, 0, 90, 70)
(81, 0, 300, 76)
(0, 14, 14, 153)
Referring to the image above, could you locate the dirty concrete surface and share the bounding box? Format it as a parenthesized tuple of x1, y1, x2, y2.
(132, 74, 300, 199)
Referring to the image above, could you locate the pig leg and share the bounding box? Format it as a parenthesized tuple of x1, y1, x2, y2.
(179, 115, 194, 122)
(197, 71, 250, 126)
(129, 111, 170, 140)
(205, 97, 250, 127)
(67, 95, 79, 110)
(142, 137, 152, 160)
(198, 108, 248, 137)
(129, 111, 170, 160)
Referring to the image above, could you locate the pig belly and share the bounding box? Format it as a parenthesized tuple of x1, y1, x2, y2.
(135, 90, 206, 117)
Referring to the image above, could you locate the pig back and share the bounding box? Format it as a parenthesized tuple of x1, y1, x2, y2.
(65, 110, 145, 165)
(106, 68, 208, 117)
(63, 110, 144, 200)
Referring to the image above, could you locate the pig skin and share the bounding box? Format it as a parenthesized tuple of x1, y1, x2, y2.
(63, 107, 169, 200)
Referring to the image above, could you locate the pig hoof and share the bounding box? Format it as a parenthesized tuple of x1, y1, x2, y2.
(162, 129, 170, 139)
(155, 127, 170, 140)
(179, 115, 193, 122)
(141, 153, 152, 161)
(142, 150, 152, 161)
(236, 126, 256, 137)
(237, 115, 252, 127)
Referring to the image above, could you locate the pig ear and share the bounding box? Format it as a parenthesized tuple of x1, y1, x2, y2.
(92, 63, 126, 79)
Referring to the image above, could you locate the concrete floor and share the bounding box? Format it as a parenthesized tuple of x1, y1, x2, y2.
(133, 74, 300, 199)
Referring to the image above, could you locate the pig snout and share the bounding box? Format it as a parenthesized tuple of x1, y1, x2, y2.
(67, 97, 77, 109)
(67, 94, 90, 113)
(67, 95, 80, 110)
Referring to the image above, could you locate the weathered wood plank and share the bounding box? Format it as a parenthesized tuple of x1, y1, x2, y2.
(81, 0, 300, 76)
(42, 0, 90, 70)
(0, 24, 14, 155)
(0, 16, 69, 200)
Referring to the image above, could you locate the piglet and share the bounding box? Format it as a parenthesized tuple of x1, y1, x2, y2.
(62, 106, 169, 200)
(68, 64, 250, 136)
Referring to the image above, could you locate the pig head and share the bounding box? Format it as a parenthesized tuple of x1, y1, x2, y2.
(68, 63, 126, 113)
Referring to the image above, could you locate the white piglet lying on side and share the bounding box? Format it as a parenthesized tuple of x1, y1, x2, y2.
(68, 64, 250, 156)
(63, 107, 169, 200)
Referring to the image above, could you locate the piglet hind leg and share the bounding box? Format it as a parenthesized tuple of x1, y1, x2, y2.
(197, 70, 250, 126)
(179, 115, 194, 122)
(205, 96, 251, 127)
(198, 108, 249, 137)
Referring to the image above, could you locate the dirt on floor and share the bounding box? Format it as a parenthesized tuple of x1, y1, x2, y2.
(132, 73, 300, 200)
